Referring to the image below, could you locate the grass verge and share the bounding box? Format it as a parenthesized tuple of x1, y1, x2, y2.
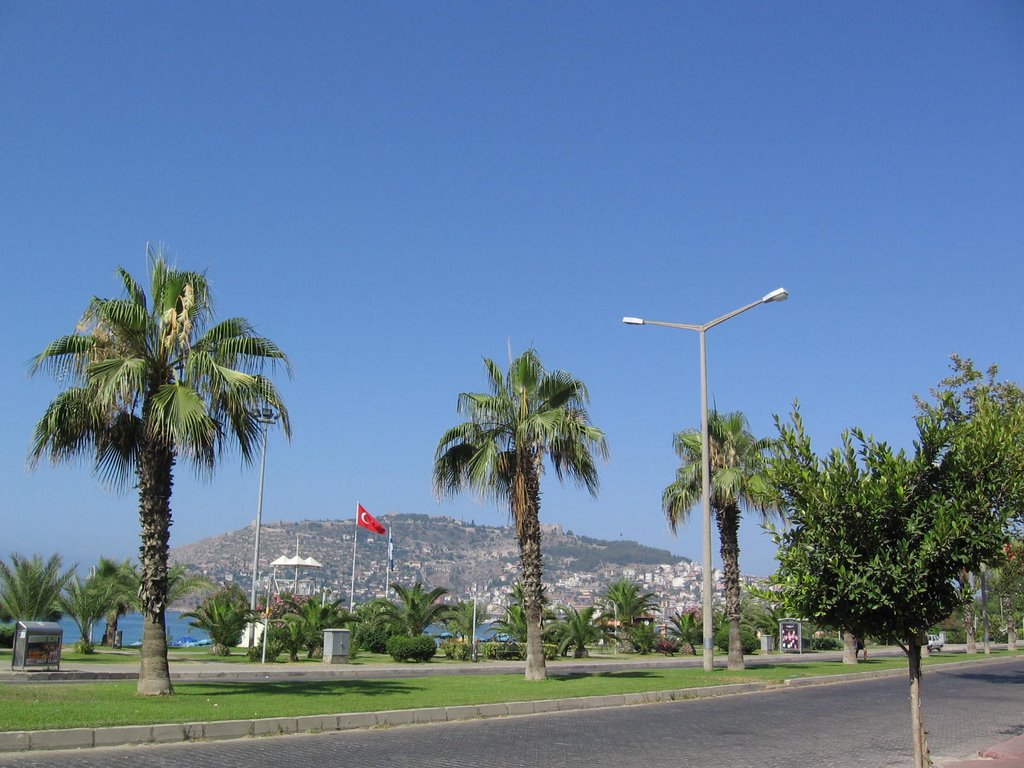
(0, 652, 1014, 732)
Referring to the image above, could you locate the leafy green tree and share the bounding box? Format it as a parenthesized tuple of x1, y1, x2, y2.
(0, 553, 74, 622)
(766, 401, 1015, 768)
(550, 606, 602, 657)
(58, 573, 114, 653)
(667, 610, 701, 655)
(181, 585, 254, 656)
(601, 578, 658, 652)
(29, 248, 290, 695)
(662, 410, 774, 670)
(991, 540, 1024, 650)
(434, 349, 607, 680)
(381, 583, 453, 637)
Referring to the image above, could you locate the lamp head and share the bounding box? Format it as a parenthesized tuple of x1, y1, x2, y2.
(762, 287, 789, 303)
(622, 316, 645, 325)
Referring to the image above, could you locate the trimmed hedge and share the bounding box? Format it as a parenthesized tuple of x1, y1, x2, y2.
(714, 625, 759, 655)
(386, 634, 437, 663)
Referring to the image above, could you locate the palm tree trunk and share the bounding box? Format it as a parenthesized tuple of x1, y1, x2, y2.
(963, 580, 977, 654)
(102, 611, 119, 647)
(516, 465, 547, 681)
(136, 441, 175, 696)
(717, 505, 744, 671)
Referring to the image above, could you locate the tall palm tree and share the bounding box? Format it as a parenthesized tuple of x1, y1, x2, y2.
(662, 409, 773, 670)
(28, 247, 291, 694)
(601, 578, 658, 652)
(434, 349, 607, 681)
(383, 583, 453, 637)
(0, 553, 74, 622)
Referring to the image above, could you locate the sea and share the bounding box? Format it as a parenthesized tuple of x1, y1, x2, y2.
(57, 611, 209, 646)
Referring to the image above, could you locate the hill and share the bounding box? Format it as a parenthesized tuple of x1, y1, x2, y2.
(170, 513, 690, 607)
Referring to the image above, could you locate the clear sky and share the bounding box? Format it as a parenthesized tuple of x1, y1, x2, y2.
(2, 2, 1023, 582)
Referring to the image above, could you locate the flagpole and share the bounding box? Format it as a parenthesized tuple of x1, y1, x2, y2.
(385, 525, 393, 597)
(349, 502, 359, 611)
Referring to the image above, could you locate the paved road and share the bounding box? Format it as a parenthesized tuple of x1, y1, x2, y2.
(1, 657, 1020, 768)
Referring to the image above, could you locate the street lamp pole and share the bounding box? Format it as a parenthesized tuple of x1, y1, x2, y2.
(248, 407, 279, 648)
(623, 287, 788, 673)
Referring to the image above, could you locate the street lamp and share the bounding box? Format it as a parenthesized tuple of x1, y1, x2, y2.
(623, 287, 788, 672)
(248, 406, 279, 648)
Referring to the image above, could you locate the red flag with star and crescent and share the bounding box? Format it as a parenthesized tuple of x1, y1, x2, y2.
(357, 504, 386, 535)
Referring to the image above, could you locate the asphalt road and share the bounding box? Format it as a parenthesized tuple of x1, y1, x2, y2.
(1, 657, 1021, 768)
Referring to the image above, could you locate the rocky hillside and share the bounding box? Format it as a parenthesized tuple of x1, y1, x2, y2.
(170, 513, 688, 605)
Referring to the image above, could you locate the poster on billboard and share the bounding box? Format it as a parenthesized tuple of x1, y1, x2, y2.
(779, 619, 802, 653)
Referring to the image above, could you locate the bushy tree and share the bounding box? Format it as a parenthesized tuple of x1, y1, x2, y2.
(766, 398, 1017, 768)
(550, 606, 602, 658)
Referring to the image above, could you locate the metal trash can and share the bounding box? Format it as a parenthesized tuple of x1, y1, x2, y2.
(12, 621, 63, 671)
(322, 628, 350, 664)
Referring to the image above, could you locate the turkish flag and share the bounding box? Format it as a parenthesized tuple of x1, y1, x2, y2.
(357, 504, 386, 535)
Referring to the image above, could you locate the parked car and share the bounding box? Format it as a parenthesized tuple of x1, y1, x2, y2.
(926, 634, 944, 652)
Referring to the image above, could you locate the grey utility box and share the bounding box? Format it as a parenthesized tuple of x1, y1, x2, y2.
(322, 628, 351, 664)
(12, 621, 63, 671)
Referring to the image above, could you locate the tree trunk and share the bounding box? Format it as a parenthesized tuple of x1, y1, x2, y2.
(102, 611, 119, 647)
(906, 638, 931, 768)
(136, 440, 175, 696)
(842, 630, 858, 664)
(515, 462, 547, 681)
(717, 504, 744, 671)
(1002, 595, 1017, 651)
(964, 573, 977, 654)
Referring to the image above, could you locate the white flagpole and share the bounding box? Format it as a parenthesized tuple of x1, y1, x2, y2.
(349, 502, 359, 611)
(385, 525, 393, 597)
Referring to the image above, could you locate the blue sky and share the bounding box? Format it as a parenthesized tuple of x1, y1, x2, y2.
(2, 2, 1023, 582)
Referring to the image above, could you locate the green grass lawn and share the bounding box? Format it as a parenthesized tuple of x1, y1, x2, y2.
(0, 652, 1013, 732)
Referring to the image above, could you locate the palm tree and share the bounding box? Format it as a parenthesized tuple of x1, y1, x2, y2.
(434, 349, 607, 680)
(383, 583, 453, 637)
(181, 585, 254, 656)
(57, 573, 114, 653)
(281, 595, 356, 658)
(667, 610, 702, 655)
(551, 606, 602, 658)
(445, 600, 488, 644)
(28, 247, 291, 694)
(601, 578, 658, 652)
(0, 553, 74, 622)
(662, 409, 774, 670)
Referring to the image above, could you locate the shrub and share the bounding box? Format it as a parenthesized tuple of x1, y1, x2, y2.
(481, 641, 524, 661)
(811, 636, 840, 651)
(654, 637, 680, 656)
(629, 624, 657, 655)
(714, 625, 759, 655)
(246, 626, 284, 662)
(352, 623, 395, 655)
(386, 634, 437, 662)
(543, 643, 558, 660)
(0, 624, 15, 649)
(441, 640, 472, 661)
